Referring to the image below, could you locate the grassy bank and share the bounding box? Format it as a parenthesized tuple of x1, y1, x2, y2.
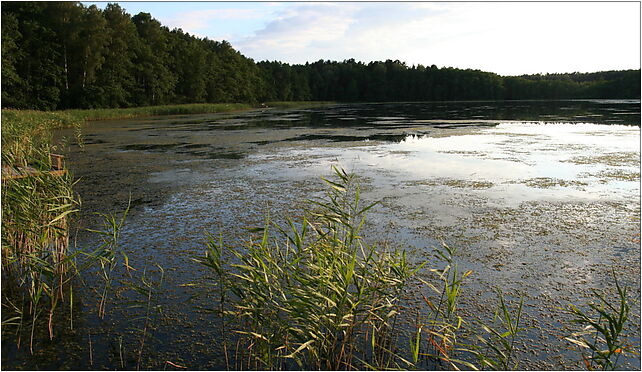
(1, 102, 335, 159)
(265, 101, 336, 109)
(2, 103, 254, 143)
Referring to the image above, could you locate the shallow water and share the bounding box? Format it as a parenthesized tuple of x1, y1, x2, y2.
(4, 100, 640, 370)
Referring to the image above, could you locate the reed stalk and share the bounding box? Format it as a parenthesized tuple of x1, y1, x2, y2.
(565, 270, 632, 370)
(197, 166, 425, 370)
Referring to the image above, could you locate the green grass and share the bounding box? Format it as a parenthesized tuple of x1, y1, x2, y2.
(565, 271, 632, 370)
(2, 103, 253, 147)
(197, 167, 425, 370)
(63, 102, 256, 121)
(469, 290, 525, 370)
(265, 101, 336, 109)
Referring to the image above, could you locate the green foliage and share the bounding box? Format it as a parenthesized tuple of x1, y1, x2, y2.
(0, 180, 132, 354)
(469, 290, 525, 370)
(2, 2, 264, 110)
(1, 9, 24, 108)
(565, 271, 632, 370)
(1, 167, 78, 352)
(197, 167, 425, 370)
(2, 1, 639, 110)
(412, 243, 475, 370)
(86, 200, 131, 319)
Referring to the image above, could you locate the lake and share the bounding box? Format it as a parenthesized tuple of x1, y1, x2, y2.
(4, 100, 640, 370)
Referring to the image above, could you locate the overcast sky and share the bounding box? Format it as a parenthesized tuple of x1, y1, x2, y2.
(88, 1, 640, 76)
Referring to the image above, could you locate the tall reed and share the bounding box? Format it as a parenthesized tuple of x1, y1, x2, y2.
(412, 243, 476, 370)
(197, 167, 425, 370)
(565, 270, 632, 370)
(468, 290, 525, 370)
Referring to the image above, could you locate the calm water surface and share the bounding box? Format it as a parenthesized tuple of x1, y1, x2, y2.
(4, 100, 640, 370)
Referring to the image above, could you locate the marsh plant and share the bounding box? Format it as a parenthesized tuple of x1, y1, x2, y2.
(1, 165, 79, 352)
(410, 243, 476, 370)
(1, 191, 130, 354)
(118, 264, 166, 371)
(1, 109, 82, 336)
(85, 201, 132, 319)
(198, 167, 426, 370)
(565, 271, 633, 370)
(467, 290, 525, 370)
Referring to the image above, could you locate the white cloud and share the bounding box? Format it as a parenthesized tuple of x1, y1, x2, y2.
(229, 2, 640, 75)
(237, 3, 356, 55)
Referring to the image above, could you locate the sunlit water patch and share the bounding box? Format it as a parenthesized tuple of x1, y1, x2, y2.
(264, 122, 639, 207)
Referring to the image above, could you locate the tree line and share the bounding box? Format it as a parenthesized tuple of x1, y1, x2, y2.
(2, 2, 640, 110)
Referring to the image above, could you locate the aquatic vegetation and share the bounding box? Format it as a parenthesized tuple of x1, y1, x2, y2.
(1, 156, 79, 352)
(1, 103, 255, 136)
(409, 178, 495, 189)
(194, 168, 524, 371)
(412, 243, 474, 370)
(85, 201, 132, 319)
(0, 102, 263, 346)
(264, 101, 336, 109)
(2, 108, 91, 352)
(565, 271, 633, 370)
(126, 265, 166, 371)
(0, 196, 129, 354)
(197, 167, 426, 370)
(197, 167, 638, 371)
(2, 102, 639, 369)
(517, 177, 588, 189)
(468, 290, 525, 370)
(562, 153, 639, 167)
(591, 170, 641, 183)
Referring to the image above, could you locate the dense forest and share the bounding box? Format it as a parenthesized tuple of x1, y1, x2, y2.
(2, 1, 640, 110)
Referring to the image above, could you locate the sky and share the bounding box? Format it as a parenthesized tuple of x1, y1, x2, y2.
(86, 1, 641, 76)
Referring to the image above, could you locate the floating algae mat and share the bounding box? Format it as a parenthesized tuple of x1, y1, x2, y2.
(6, 100, 639, 370)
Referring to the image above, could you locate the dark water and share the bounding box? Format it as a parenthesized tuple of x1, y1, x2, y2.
(3, 100, 640, 370)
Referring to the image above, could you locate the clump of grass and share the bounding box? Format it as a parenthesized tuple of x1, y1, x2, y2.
(197, 167, 425, 370)
(1, 111, 79, 171)
(122, 264, 165, 371)
(63, 102, 255, 121)
(1, 107, 82, 351)
(264, 101, 336, 109)
(1, 155, 79, 351)
(1, 110, 82, 302)
(468, 290, 525, 370)
(412, 243, 475, 370)
(404, 243, 528, 371)
(565, 270, 632, 370)
(1, 189, 131, 353)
